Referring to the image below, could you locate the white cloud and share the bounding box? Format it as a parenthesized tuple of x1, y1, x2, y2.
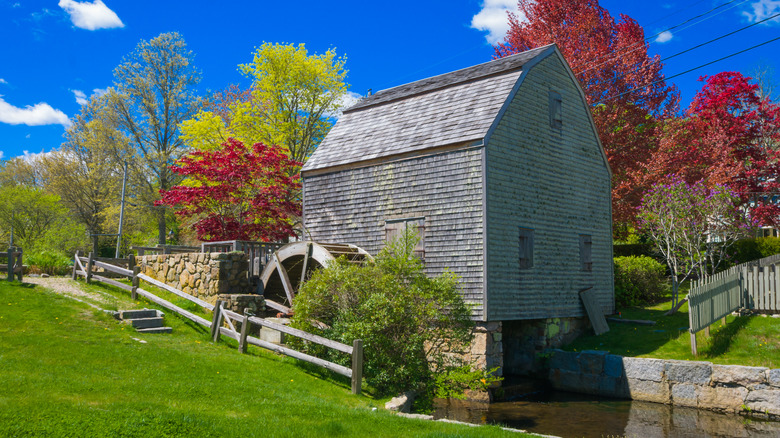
(326, 91, 363, 119)
(72, 89, 88, 105)
(0, 96, 71, 127)
(92, 87, 108, 96)
(0, 151, 4, 160)
(58, 0, 124, 30)
(0, 78, 7, 84)
(471, 0, 523, 44)
(655, 31, 674, 43)
(744, 0, 780, 24)
(22, 150, 54, 163)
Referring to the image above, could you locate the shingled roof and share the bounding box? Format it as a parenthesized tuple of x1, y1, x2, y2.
(302, 44, 556, 173)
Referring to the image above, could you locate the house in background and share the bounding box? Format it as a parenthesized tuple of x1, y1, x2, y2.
(301, 44, 614, 376)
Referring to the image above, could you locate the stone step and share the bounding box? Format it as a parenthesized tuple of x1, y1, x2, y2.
(117, 309, 162, 320)
(136, 326, 172, 334)
(130, 317, 165, 329)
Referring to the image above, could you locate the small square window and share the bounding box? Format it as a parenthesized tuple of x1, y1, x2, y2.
(549, 91, 562, 130)
(580, 234, 592, 272)
(519, 228, 534, 270)
(385, 218, 425, 261)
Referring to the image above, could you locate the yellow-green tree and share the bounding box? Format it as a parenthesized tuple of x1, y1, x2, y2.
(181, 43, 349, 165)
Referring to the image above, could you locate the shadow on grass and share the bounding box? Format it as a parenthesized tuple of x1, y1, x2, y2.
(566, 302, 692, 357)
(703, 315, 751, 359)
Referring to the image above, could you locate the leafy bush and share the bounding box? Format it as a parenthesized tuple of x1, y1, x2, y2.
(291, 229, 492, 401)
(614, 255, 667, 307)
(726, 237, 780, 267)
(26, 250, 72, 276)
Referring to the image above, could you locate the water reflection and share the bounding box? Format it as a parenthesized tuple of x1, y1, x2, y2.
(434, 390, 780, 438)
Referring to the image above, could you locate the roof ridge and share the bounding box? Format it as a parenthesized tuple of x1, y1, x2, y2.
(345, 44, 556, 113)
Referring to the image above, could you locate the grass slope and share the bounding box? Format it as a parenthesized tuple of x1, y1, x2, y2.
(565, 299, 780, 368)
(0, 281, 524, 437)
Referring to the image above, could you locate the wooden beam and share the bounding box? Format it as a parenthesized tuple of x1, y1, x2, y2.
(72, 250, 80, 280)
(131, 267, 140, 300)
(579, 287, 609, 335)
(239, 313, 250, 354)
(265, 299, 292, 315)
(243, 334, 352, 378)
(91, 274, 133, 292)
(222, 308, 352, 354)
(691, 330, 698, 356)
(137, 273, 214, 310)
(134, 287, 211, 328)
(299, 242, 312, 291)
(352, 339, 363, 395)
(86, 252, 95, 284)
(274, 254, 295, 305)
(92, 260, 133, 277)
(210, 299, 223, 341)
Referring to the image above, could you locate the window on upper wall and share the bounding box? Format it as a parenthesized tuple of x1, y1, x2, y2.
(580, 234, 593, 272)
(549, 91, 562, 130)
(385, 218, 425, 261)
(519, 227, 534, 270)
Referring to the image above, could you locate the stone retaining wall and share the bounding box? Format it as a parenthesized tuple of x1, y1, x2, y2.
(138, 252, 252, 304)
(547, 349, 780, 419)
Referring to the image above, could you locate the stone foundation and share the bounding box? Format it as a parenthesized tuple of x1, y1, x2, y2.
(217, 294, 265, 315)
(138, 252, 252, 304)
(503, 317, 590, 375)
(547, 350, 780, 419)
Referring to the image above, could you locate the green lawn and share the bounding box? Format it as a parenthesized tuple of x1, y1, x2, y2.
(0, 280, 526, 437)
(564, 298, 780, 368)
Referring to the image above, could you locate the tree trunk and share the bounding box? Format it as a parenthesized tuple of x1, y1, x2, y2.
(92, 234, 99, 256)
(157, 209, 166, 245)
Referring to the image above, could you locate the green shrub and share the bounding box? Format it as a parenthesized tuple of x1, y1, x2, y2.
(290, 229, 490, 401)
(26, 250, 72, 276)
(614, 255, 667, 307)
(726, 237, 780, 267)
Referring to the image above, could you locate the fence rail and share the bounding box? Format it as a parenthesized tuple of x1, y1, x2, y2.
(201, 240, 284, 279)
(72, 251, 363, 394)
(688, 253, 780, 355)
(1, 247, 23, 281)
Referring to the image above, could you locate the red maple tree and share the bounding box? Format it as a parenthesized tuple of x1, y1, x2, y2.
(157, 138, 302, 242)
(646, 72, 780, 226)
(495, 0, 679, 226)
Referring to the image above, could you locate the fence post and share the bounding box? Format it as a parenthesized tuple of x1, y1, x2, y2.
(128, 253, 135, 271)
(351, 339, 363, 395)
(86, 252, 94, 284)
(211, 300, 223, 343)
(131, 266, 140, 300)
(71, 250, 80, 280)
(690, 331, 698, 356)
(15, 248, 22, 282)
(239, 312, 250, 354)
(6, 247, 13, 281)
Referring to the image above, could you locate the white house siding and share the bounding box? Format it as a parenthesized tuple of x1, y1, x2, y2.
(484, 53, 614, 321)
(302, 148, 486, 319)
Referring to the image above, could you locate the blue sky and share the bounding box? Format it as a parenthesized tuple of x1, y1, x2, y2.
(1, 0, 779, 160)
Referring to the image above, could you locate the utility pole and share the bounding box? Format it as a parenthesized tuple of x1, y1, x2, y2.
(115, 161, 128, 258)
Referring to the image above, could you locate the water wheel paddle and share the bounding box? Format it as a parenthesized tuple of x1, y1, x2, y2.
(259, 242, 372, 313)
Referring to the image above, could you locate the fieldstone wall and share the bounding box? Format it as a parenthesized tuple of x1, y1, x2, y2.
(547, 349, 780, 419)
(138, 252, 252, 304)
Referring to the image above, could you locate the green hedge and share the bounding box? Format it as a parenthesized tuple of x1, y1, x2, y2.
(614, 256, 668, 307)
(726, 237, 780, 267)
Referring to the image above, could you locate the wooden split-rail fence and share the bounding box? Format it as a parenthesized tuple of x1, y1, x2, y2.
(1, 247, 23, 282)
(688, 253, 780, 355)
(71, 250, 364, 394)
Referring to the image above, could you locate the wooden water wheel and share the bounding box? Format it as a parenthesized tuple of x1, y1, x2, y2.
(259, 242, 372, 314)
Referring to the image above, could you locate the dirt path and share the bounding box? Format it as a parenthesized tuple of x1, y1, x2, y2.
(24, 276, 117, 311)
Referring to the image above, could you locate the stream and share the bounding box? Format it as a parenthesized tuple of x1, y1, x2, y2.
(433, 382, 780, 437)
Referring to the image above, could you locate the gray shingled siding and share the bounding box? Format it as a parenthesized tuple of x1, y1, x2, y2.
(303, 148, 486, 319)
(485, 54, 614, 321)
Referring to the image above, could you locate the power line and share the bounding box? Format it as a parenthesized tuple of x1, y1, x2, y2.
(594, 36, 780, 105)
(575, 0, 750, 76)
(584, 12, 780, 93)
